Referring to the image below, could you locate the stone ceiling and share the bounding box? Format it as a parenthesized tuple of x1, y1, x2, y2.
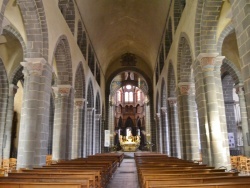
(75, 0, 171, 75)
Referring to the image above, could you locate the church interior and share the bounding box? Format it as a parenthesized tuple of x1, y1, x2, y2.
(1, 0, 250, 187)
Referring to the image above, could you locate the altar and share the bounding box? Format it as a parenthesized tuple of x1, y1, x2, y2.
(119, 135, 140, 152)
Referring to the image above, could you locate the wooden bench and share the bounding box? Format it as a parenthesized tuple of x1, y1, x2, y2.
(42, 164, 111, 185)
(0, 182, 82, 188)
(147, 182, 250, 188)
(140, 172, 239, 187)
(135, 153, 242, 188)
(0, 176, 89, 188)
(145, 176, 250, 188)
(8, 172, 95, 187)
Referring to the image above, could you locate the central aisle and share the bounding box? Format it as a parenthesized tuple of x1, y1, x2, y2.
(107, 158, 139, 188)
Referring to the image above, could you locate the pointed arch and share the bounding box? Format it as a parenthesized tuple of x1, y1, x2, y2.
(194, 0, 223, 56)
(87, 80, 94, 108)
(168, 62, 176, 97)
(0, 58, 9, 159)
(217, 23, 235, 55)
(17, 0, 48, 60)
(53, 35, 73, 85)
(161, 79, 167, 108)
(165, 18, 173, 57)
(95, 92, 101, 114)
(177, 35, 193, 83)
(58, 0, 75, 35)
(77, 21, 83, 49)
(74, 62, 85, 98)
(3, 25, 26, 57)
(0, 0, 9, 34)
(221, 58, 242, 85)
(81, 31, 87, 60)
(88, 45, 95, 75)
(159, 45, 164, 73)
(174, 0, 185, 32)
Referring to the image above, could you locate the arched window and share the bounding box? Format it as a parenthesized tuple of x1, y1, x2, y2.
(129, 92, 133, 102)
(137, 91, 141, 101)
(117, 91, 121, 102)
(125, 92, 129, 102)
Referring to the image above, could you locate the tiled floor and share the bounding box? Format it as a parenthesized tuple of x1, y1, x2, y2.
(107, 158, 139, 188)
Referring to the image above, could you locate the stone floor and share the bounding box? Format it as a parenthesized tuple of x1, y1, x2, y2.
(107, 156, 139, 188)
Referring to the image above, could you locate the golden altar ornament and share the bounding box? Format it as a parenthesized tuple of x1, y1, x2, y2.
(119, 135, 140, 152)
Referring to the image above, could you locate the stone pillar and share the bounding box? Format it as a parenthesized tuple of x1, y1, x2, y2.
(155, 113, 162, 153)
(52, 85, 71, 161)
(3, 84, 18, 159)
(168, 97, 181, 158)
(214, 56, 231, 163)
(86, 108, 94, 156)
(95, 114, 101, 154)
(72, 98, 85, 159)
(101, 115, 105, 153)
(198, 53, 230, 168)
(108, 103, 115, 152)
(230, 0, 250, 132)
(235, 84, 250, 156)
(161, 107, 170, 155)
(17, 58, 52, 169)
(145, 101, 151, 143)
(178, 82, 200, 161)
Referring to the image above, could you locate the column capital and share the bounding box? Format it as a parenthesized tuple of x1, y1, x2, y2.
(178, 82, 194, 95)
(95, 114, 102, 120)
(197, 53, 219, 61)
(168, 97, 177, 106)
(21, 58, 48, 77)
(9, 84, 19, 97)
(74, 98, 85, 109)
(160, 107, 167, 113)
(52, 85, 72, 97)
(197, 53, 219, 72)
(155, 113, 160, 119)
(234, 83, 244, 95)
(87, 108, 95, 112)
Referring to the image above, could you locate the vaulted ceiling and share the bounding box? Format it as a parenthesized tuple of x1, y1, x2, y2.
(75, 0, 171, 75)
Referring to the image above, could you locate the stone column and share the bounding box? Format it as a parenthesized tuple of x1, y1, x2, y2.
(178, 82, 200, 161)
(17, 58, 52, 169)
(3, 84, 18, 159)
(235, 84, 250, 156)
(72, 98, 85, 159)
(52, 85, 71, 161)
(230, 0, 250, 131)
(198, 53, 230, 168)
(155, 113, 162, 153)
(161, 107, 170, 155)
(168, 97, 181, 158)
(145, 101, 151, 143)
(214, 56, 231, 164)
(95, 114, 101, 154)
(108, 103, 115, 152)
(86, 108, 94, 156)
(101, 115, 105, 153)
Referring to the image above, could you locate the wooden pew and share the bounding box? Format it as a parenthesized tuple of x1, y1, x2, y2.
(135, 153, 244, 188)
(145, 176, 250, 188)
(140, 172, 239, 187)
(0, 176, 89, 188)
(8, 172, 95, 187)
(42, 164, 111, 185)
(0, 154, 120, 188)
(90, 153, 124, 166)
(0, 182, 82, 188)
(147, 182, 250, 188)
